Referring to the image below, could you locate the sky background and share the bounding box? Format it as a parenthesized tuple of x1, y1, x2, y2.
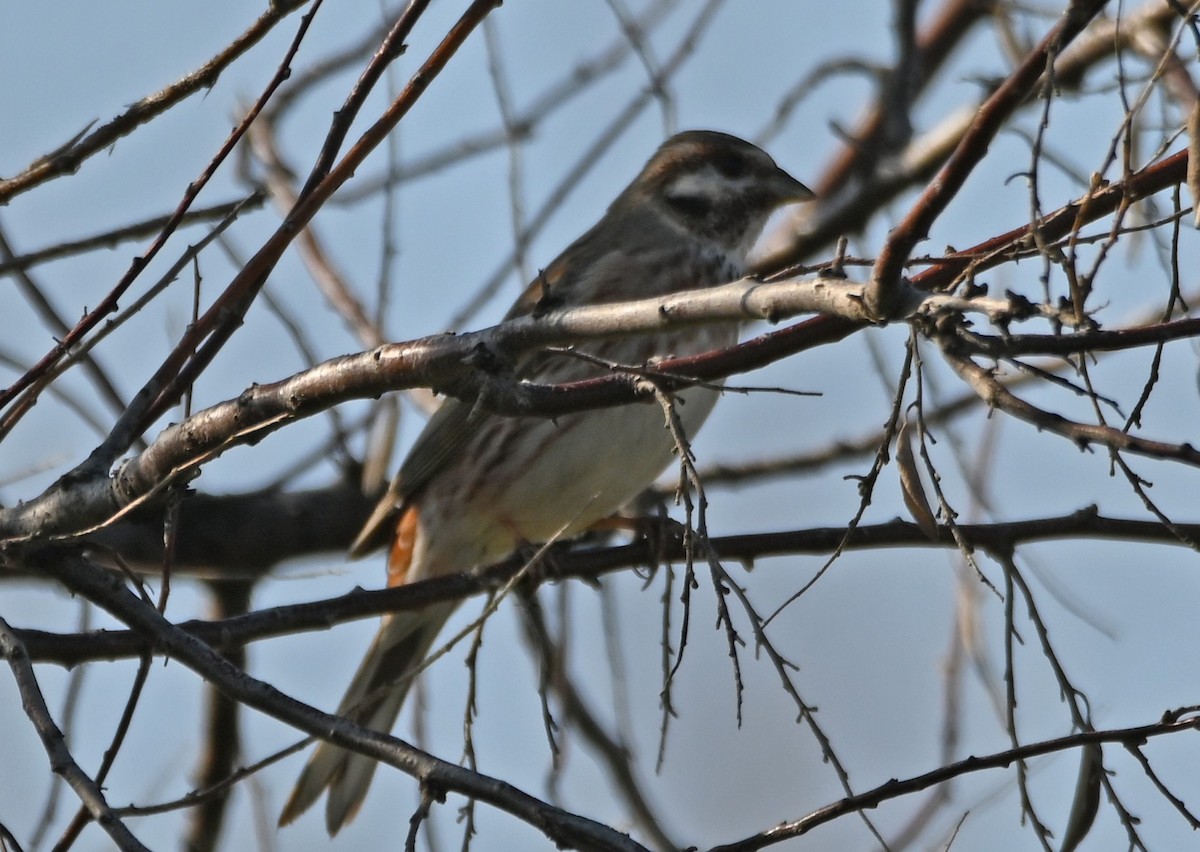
(2, 2, 1199, 851)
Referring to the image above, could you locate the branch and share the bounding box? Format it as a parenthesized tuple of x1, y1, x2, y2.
(18, 510, 1200, 666)
(0, 193, 265, 276)
(707, 710, 1200, 852)
(0, 2, 324, 420)
(815, 0, 990, 197)
(2, 0, 498, 480)
(0, 1, 311, 204)
(762, 0, 1184, 273)
(913, 149, 1190, 293)
(868, 0, 1112, 318)
(942, 347, 1200, 467)
(0, 276, 853, 547)
(184, 581, 252, 852)
(80, 479, 374, 575)
(0, 616, 148, 851)
(951, 316, 1200, 357)
(330, 0, 683, 204)
(0, 276, 1037, 547)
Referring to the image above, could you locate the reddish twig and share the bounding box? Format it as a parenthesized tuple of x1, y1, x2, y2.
(868, 0, 1112, 319)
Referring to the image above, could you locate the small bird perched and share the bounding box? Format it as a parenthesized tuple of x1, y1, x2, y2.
(280, 130, 812, 833)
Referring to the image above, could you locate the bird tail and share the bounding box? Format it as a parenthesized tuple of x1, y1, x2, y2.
(278, 599, 456, 833)
(281, 504, 456, 834)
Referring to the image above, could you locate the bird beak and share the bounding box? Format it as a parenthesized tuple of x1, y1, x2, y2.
(769, 167, 815, 204)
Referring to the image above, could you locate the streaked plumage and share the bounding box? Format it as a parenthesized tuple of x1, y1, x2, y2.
(280, 130, 812, 834)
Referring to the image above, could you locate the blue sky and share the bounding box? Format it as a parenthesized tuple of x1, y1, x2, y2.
(2, 2, 1199, 850)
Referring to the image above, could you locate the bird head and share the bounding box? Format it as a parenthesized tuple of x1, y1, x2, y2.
(623, 130, 813, 258)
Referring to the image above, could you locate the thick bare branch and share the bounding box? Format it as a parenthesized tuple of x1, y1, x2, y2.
(0, 275, 1056, 547)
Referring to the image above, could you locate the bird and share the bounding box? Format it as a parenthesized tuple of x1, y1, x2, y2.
(279, 130, 813, 834)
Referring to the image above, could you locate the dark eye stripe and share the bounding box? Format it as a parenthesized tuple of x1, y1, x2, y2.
(666, 194, 712, 219)
(713, 152, 749, 179)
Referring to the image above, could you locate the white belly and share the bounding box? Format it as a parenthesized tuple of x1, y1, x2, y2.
(492, 382, 719, 540)
(411, 322, 738, 577)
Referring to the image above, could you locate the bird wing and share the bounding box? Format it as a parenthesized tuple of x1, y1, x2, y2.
(348, 208, 667, 558)
(348, 397, 472, 557)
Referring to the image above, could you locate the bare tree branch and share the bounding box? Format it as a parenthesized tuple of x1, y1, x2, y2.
(14, 509, 1200, 667)
(35, 551, 651, 852)
(0, 616, 149, 851)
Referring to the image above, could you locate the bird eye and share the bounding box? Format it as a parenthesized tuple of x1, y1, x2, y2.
(713, 152, 749, 179)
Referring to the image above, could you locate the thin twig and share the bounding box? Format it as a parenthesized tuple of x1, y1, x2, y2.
(0, 616, 149, 852)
